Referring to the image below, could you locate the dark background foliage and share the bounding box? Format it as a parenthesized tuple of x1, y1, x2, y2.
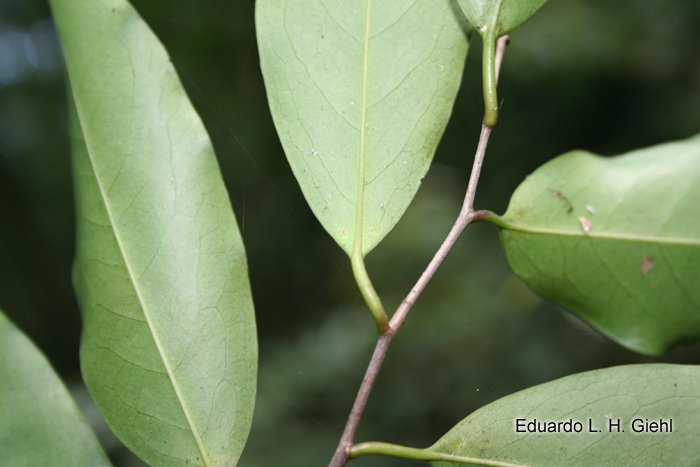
(1, 0, 700, 465)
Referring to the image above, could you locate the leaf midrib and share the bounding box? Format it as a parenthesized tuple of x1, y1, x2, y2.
(352, 0, 372, 259)
(502, 221, 700, 246)
(71, 88, 213, 466)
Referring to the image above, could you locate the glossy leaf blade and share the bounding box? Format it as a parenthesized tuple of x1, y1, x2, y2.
(457, 0, 547, 36)
(430, 364, 700, 467)
(495, 135, 700, 355)
(51, 0, 258, 465)
(0, 310, 112, 467)
(256, 0, 469, 256)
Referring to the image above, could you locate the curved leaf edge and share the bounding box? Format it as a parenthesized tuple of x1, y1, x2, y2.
(429, 363, 700, 467)
(485, 135, 700, 355)
(0, 309, 112, 466)
(52, 0, 258, 465)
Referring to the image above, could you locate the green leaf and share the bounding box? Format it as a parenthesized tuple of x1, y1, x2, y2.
(256, 0, 469, 257)
(457, 0, 548, 36)
(51, 0, 258, 465)
(456, 0, 547, 127)
(430, 364, 700, 467)
(0, 309, 112, 467)
(491, 134, 700, 355)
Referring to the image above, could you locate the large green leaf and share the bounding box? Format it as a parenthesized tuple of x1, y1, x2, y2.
(0, 310, 112, 467)
(51, 0, 258, 465)
(430, 364, 700, 467)
(490, 135, 700, 355)
(256, 0, 469, 257)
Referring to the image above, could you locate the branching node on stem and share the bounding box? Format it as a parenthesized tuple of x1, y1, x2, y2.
(327, 34, 511, 467)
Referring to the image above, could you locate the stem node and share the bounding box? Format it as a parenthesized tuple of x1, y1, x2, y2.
(327, 33, 512, 467)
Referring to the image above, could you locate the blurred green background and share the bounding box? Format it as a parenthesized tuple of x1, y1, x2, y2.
(2, 0, 700, 466)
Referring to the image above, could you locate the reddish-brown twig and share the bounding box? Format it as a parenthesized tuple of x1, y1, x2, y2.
(328, 35, 510, 467)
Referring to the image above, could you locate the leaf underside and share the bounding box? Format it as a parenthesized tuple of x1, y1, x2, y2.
(497, 134, 700, 355)
(51, 0, 258, 466)
(0, 310, 112, 467)
(256, 0, 469, 256)
(431, 364, 700, 467)
(457, 0, 548, 36)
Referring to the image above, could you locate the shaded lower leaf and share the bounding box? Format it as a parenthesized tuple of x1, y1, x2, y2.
(492, 135, 700, 355)
(0, 310, 112, 467)
(50, 0, 258, 466)
(430, 364, 700, 467)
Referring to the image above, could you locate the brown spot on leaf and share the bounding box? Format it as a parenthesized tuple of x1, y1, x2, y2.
(640, 255, 655, 276)
(578, 216, 592, 234)
(550, 189, 574, 212)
